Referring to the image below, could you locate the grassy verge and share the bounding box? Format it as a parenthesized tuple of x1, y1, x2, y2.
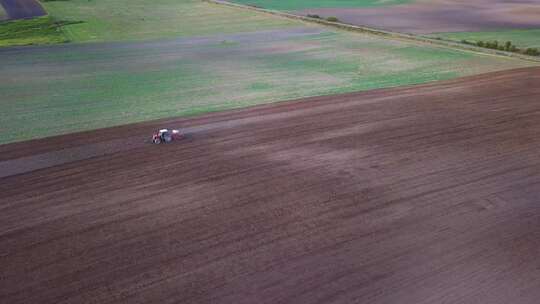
(0, 16, 71, 47)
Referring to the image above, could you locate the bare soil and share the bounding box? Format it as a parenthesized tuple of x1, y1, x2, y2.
(2, 67, 540, 303)
(296, 0, 540, 34)
(0, 0, 46, 20)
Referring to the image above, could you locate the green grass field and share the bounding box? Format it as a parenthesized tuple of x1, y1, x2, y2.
(0, 28, 532, 144)
(231, 0, 413, 10)
(435, 29, 540, 49)
(42, 0, 300, 42)
(0, 16, 70, 47)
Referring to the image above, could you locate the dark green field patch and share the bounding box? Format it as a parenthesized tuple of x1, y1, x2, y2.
(0, 16, 77, 47)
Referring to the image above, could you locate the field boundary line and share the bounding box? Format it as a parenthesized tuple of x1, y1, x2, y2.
(203, 0, 540, 63)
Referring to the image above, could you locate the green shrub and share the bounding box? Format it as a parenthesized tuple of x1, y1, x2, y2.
(525, 48, 540, 56)
(326, 16, 339, 22)
(476, 40, 485, 47)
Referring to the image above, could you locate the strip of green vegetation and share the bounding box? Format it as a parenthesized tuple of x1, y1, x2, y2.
(232, 0, 413, 10)
(307, 14, 339, 22)
(435, 29, 540, 50)
(0, 29, 532, 144)
(42, 0, 300, 42)
(0, 16, 72, 47)
(460, 39, 539, 56)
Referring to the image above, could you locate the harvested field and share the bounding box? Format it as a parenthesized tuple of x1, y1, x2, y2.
(2, 67, 540, 303)
(293, 0, 540, 34)
(0, 0, 46, 20)
(0, 27, 533, 144)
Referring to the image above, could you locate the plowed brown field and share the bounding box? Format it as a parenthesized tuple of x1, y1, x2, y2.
(2, 67, 540, 304)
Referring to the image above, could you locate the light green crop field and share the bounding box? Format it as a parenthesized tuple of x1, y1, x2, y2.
(0, 28, 532, 144)
(42, 0, 300, 42)
(435, 29, 540, 49)
(231, 0, 413, 10)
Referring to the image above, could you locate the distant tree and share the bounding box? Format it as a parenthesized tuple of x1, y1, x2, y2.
(326, 16, 339, 22)
(504, 41, 512, 51)
(525, 48, 540, 56)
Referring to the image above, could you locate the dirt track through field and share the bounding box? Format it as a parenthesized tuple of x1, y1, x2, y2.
(0, 0, 45, 20)
(2, 67, 540, 303)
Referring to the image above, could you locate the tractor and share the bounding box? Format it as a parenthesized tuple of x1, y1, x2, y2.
(152, 129, 183, 144)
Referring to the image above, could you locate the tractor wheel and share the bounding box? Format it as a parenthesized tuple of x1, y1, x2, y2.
(153, 138, 161, 144)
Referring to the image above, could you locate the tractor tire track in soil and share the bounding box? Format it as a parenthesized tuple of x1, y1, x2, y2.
(2, 67, 540, 303)
(0, 0, 45, 20)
